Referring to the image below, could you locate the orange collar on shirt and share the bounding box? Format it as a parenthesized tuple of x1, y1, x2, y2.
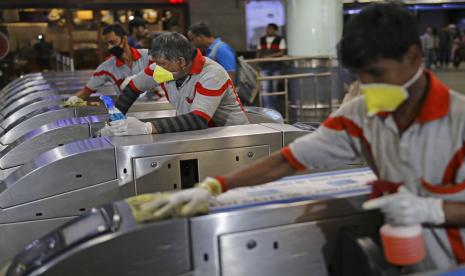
(416, 70, 450, 123)
(115, 47, 142, 67)
(189, 49, 206, 75)
(376, 70, 450, 123)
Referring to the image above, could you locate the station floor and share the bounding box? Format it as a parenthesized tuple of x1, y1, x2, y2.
(435, 67, 465, 95)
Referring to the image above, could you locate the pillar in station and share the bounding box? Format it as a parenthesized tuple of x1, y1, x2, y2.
(285, 0, 344, 123)
(287, 0, 343, 57)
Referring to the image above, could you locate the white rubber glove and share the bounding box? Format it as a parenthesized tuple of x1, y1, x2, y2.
(363, 186, 445, 226)
(95, 124, 113, 137)
(63, 95, 86, 107)
(107, 117, 153, 136)
(136, 177, 224, 221)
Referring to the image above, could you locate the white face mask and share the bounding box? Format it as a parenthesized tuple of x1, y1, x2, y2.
(360, 66, 424, 116)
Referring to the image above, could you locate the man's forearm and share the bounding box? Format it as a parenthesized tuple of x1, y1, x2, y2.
(150, 113, 208, 134)
(115, 86, 140, 114)
(222, 151, 298, 190)
(444, 201, 465, 226)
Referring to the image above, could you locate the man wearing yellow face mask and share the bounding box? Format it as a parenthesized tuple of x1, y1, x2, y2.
(100, 32, 249, 135)
(126, 3, 465, 270)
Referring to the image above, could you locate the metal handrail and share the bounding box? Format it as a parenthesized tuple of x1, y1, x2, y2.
(257, 72, 331, 81)
(246, 57, 333, 123)
(245, 55, 333, 64)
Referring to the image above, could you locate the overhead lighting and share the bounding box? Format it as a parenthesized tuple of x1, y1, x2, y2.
(129, 15, 135, 21)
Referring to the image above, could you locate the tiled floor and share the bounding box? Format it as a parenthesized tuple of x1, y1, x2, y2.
(434, 67, 465, 95)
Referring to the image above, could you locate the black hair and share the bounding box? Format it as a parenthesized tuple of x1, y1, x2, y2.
(128, 17, 147, 35)
(267, 23, 279, 30)
(102, 24, 127, 37)
(188, 22, 212, 37)
(339, 3, 421, 71)
(150, 32, 196, 62)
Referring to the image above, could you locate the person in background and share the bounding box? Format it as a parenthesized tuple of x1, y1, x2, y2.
(33, 34, 53, 71)
(438, 26, 451, 68)
(187, 22, 237, 81)
(257, 23, 286, 110)
(161, 10, 179, 32)
(451, 30, 463, 68)
(128, 17, 149, 49)
(64, 24, 154, 106)
(128, 3, 465, 271)
(421, 26, 435, 69)
(432, 27, 440, 68)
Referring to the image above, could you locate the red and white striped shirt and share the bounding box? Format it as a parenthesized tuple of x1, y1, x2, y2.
(84, 48, 152, 94)
(127, 49, 249, 126)
(282, 71, 465, 269)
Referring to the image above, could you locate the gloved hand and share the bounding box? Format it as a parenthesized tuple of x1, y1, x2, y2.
(126, 193, 172, 222)
(363, 186, 445, 226)
(63, 95, 86, 107)
(0, 262, 10, 276)
(126, 177, 224, 223)
(107, 117, 153, 136)
(95, 123, 113, 137)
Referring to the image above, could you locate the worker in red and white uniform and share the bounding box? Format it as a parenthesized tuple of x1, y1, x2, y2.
(126, 4, 465, 271)
(100, 32, 249, 135)
(64, 24, 159, 106)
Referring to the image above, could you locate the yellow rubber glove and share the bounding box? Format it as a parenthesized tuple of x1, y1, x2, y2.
(126, 193, 172, 223)
(126, 177, 224, 223)
(62, 96, 87, 107)
(0, 262, 11, 276)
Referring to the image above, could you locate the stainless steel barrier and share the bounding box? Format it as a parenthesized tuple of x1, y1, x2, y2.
(245, 56, 342, 123)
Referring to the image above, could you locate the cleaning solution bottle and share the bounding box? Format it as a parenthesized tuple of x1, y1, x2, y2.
(380, 224, 426, 266)
(100, 95, 126, 121)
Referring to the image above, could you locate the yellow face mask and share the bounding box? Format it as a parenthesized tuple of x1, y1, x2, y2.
(152, 66, 174, 83)
(360, 66, 423, 116)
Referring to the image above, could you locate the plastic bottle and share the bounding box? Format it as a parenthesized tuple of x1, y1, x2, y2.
(100, 96, 126, 121)
(380, 224, 426, 266)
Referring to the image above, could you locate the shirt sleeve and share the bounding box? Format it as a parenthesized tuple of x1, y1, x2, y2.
(279, 38, 286, 50)
(215, 47, 236, 72)
(190, 68, 230, 122)
(283, 101, 363, 171)
(85, 64, 112, 93)
(128, 62, 159, 94)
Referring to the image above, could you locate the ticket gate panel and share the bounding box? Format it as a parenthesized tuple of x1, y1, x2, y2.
(133, 145, 270, 194)
(0, 98, 64, 127)
(0, 118, 92, 169)
(0, 124, 307, 265)
(0, 109, 77, 145)
(0, 179, 121, 266)
(2, 95, 64, 118)
(1, 91, 56, 111)
(3, 169, 380, 276)
(8, 207, 192, 276)
(0, 85, 51, 104)
(0, 110, 176, 179)
(1, 84, 115, 105)
(0, 138, 116, 209)
(113, 124, 283, 186)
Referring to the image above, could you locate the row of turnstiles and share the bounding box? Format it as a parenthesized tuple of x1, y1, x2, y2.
(0, 71, 455, 276)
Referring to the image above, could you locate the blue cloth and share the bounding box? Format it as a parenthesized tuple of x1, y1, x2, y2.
(206, 38, 236, 72)
(128, 36, 142, 49)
